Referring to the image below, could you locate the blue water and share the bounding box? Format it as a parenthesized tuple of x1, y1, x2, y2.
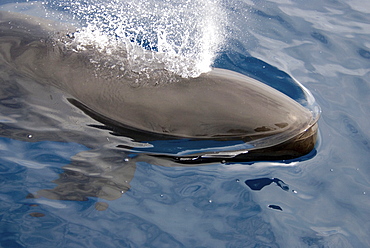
(1, 0, 370, 247)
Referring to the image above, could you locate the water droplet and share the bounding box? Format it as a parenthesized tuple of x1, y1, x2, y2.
(160, 194, 164, 198)
(124, 158, 129, 162)
(27, 134, 32, 138)
(292, 190, 298, 194)
(236, 179, 240, 182)
(208, 199, 212, 203)
(330, 169, 334, 172)
(363, 192, 366, 195)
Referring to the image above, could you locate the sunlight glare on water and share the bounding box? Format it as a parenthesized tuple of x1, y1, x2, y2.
(43, 0, 226, 78)
(1, 0, 370, 247)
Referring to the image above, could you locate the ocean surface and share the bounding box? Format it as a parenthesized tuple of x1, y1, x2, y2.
(1, 0, 370, 247)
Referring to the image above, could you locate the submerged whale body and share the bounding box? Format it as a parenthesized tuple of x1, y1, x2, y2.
(0, 11, 319, 162)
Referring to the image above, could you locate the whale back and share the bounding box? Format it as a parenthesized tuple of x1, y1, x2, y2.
(0, 11, 318, 155)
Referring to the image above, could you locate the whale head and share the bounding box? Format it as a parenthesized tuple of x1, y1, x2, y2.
(0, 10, 320, 162)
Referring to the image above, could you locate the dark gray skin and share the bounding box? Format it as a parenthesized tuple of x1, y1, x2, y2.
(0, 11, 318, 160)
(0, 11, 318, 204)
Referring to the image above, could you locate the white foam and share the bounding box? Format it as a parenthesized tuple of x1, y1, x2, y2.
(43, 0, 226, 78)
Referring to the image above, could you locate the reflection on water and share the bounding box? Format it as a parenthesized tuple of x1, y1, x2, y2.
(0, 7, 320, 205)
(35, 148, 136, 201)
(0, 39, 318, 207)
(1, 0, 370, 247)
(245, 177, 289, 191)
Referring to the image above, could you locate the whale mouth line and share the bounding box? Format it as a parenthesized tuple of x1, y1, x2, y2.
(0, 10, 320, 164)
(67, 97, 318, 163)
(152, 123, 318, 164)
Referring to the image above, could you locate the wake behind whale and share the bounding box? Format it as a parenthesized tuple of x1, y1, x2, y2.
(0, 10, 319, 162)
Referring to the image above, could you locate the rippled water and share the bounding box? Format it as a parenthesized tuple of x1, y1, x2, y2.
(1, 0, 370, 247)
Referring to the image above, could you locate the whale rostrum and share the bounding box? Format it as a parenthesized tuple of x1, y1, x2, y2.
(0, 11, 319, 162)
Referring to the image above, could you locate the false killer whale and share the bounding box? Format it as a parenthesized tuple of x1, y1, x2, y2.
(0, 10, 319, 163)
